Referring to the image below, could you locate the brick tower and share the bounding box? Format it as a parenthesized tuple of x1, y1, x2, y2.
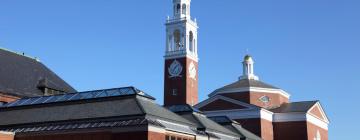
(164, 0, 199, 106)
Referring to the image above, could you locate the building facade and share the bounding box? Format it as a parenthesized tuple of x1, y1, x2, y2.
(0, 0, 329, 140)
(194, 56, 329, 140)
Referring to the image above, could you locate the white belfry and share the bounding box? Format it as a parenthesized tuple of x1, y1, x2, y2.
(165, 0, 198, 61)
(240, 55, 259, 80)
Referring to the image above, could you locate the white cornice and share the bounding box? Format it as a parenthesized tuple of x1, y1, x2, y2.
(307, 102, 330, 123)
(209, 87, 291, 99)
(201, 108, 273, 122)
(164, 54, 198, 62)
(0, 131, 14, 135)
(194, 95, 258, 110)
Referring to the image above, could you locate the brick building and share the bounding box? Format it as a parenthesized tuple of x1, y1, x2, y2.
(194, 55, 329, 140)
(0, 0, 328, 140)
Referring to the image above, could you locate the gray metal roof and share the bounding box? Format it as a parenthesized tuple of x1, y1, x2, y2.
(210, 79, 279, 97)
(270, 101, 318, 113)
(0, 87, 192, 128)
(169, 105, 239, 137)
(0, 48, 76, 97)
(209, 116, 262, 140)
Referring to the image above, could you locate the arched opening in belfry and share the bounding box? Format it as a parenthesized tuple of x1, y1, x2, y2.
(174, 30, 181, 49)
(176, 4, 181, 14)
(182, 4, 187, 15)
(189, 31, 194, 52)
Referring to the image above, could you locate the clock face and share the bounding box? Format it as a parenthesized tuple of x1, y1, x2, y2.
(168, 60, 183, 78)
(189, 62, 197, 80)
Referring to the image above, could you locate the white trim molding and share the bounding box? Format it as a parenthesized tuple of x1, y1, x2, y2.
(164, 53, 199, 62)
(307, 102, 330, 123)
(202, 108, 273, 122)
(209, 87, 291, 99)
(273, 112, 329, 130)
(0, 131, 15, 135)
(194, 95, 258, 110)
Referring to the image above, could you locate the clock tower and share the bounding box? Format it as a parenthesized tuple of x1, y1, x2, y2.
(164, 0, 198, 106)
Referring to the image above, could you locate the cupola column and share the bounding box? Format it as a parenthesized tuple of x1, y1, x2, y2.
(240, 55, 259, 80)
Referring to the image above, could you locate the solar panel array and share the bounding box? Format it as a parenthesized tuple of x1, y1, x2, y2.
(0, 87, 154, 108)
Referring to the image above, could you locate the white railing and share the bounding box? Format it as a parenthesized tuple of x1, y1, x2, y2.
(166, 17, 197, 25)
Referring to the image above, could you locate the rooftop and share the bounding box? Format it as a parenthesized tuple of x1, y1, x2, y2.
(0, 48, 76, 97)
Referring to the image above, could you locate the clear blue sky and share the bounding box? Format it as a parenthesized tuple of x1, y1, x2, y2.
(0, 0, 359, 139)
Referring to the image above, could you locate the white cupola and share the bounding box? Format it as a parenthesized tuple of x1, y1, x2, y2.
(172, 0, 191, 19)
(240, 55, 259, 80)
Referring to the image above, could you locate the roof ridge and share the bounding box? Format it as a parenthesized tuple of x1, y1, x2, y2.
(289, 100, 319, 104)
(0, 47, 40, 62)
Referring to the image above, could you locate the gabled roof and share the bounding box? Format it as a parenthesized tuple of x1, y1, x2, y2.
(167, 104, 239, 137)
(0, 87, 192, 127)
(209, 116, 262, 140)
(270, 101, 318, 113)
(0, 48, 76, 97)
(209, 79, 279, 97)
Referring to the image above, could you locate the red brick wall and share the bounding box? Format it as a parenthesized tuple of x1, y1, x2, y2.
(235, 118, 273, 140)
(273, 121, 308, 140)
(148, 131, 165, 140)
(0, 132, 14, 140)
(309, 106, 325, 120)
(235, 118, 261, 138)
(222, 92, 250, 103)
(0, 93, 19, 103)
(307, 122, 328, 140)
(164, 57, 198, 106)
(273, 121, 328, 140)
(199, 99, 247, 111)
(261, 119, 274, 140)
(185, 58, 198, 106)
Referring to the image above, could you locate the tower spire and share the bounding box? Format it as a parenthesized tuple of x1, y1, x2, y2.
(240, 55, 259, 80)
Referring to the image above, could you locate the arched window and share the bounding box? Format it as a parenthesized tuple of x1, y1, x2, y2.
(189, 31, 194, 52)
(176, 4, 181, 14)
(174, 30, 181, 49)
(314, 131, 321, 140)
(182, 4, 187, 15)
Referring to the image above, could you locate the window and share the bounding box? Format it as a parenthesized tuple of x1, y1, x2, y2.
(172, 89, 178, 96)
(189, 31, 194, 52)
(314, 130, 321, 140)
(176, 4, 181, 14)
(173, 30, 181, 49)
(182, 4, 187, 15)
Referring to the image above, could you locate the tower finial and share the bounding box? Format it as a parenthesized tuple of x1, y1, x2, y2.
(240, 54, 259, 80)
